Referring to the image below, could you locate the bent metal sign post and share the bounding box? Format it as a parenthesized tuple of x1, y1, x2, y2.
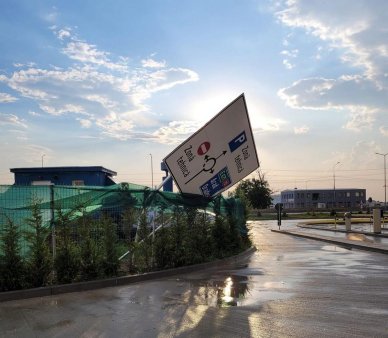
(163, 94, 259, 198)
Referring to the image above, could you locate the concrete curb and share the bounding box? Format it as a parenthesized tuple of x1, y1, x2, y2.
(271, 229, 388, 255)
(298, 224, 388, 238)
(0, 247, 256, 303)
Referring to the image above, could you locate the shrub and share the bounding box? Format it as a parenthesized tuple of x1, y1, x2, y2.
(133, 209, 152, 272)
(183, 208, 214, 265)
(24, 199, 53, 287)
(76, 210, 103, 281)
(54, 209, 80, 284)
(0, 217, 27, 291)
(100, 214, 120, 277)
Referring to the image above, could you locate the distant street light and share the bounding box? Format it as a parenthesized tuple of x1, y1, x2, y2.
(41, 154, 45, 168)
(305, 180, 310, 210)
(375, 152, 388, 211)
(149, 153, 154, 189)
(333, 161, 340, 208)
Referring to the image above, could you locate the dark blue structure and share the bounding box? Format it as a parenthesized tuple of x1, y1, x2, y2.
(160, 162, 173, 192)
(10, 166, 117, 186)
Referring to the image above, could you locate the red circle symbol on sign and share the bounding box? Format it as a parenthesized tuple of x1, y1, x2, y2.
(197, 142, 211, 155)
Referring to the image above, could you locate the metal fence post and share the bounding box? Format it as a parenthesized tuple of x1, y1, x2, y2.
(50, 184, 56, 260)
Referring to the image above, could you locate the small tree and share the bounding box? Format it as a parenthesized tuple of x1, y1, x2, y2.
(24, 199, 53, 287)
(133, 209, 152, 272)
(54, 208, 80, 284)
(153, 226, 174, 269)
(211, 197, 231, 258)
(79, 213, 102, 281)
(169, 207, 187, 267)
(0, 216, 27, 291)
(120, 207, 139, 272)
(100, 214, 119, 277)
(225, 199, 244, 253)
(232, 170, 272, 212)
(183, 208, 214, 264)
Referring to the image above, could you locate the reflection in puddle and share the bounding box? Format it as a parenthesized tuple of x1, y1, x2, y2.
(183, 275, 250, 308)
(321, 245, 351, 252)
(346, 233, 374, 243)
(216, 275, 249, 307)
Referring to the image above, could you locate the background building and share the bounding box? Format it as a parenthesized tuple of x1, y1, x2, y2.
(281, 188, 366, 210)
(10, 166, 117, 186)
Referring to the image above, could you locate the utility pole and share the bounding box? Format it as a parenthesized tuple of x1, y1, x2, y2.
(375, 152, 388, 211)
(149, 153, 154, 189)
(333, 161, 340, 209)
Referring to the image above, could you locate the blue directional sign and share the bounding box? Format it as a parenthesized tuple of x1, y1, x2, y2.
(200, 167, 232, 198)
(229, 131, 247, 153)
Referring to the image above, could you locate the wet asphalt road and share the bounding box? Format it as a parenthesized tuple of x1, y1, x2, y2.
(1, 220, 388, 338)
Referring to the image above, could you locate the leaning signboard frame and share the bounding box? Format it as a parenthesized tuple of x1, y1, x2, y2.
(163, 94, 260, 197)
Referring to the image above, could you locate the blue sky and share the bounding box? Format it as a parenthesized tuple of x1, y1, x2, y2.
(1, 0, 387, 201)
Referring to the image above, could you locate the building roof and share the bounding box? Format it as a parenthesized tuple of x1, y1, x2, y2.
(10, 166, 117, 176)
(281, 188, 365, 193)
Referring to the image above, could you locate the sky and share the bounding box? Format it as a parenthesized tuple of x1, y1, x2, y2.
(0, 0, 387, 201)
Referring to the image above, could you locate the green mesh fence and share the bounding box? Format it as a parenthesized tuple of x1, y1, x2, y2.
(0, 183, 246, 257)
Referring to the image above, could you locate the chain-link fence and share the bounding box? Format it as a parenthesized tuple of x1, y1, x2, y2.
(0, 183, 246, 258)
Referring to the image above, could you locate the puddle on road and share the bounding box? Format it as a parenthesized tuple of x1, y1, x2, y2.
(346, 233, 374, 243)
(174, 272, 293, 309)
(183, 274, 250, 308)
(321, 245, 352, 252)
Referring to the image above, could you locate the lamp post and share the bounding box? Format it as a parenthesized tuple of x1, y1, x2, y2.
(305, 180, 310, 211)
(41, 154, 45, 167)
(149, 153, 154, 189)
(375, 152, 388, 211)
(333, 161, 340, 208)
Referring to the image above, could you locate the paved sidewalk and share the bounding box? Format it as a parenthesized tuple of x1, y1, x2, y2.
(272, 229, 388, 254)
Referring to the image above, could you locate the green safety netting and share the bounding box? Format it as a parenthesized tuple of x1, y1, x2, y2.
(0, 183, 246, 256)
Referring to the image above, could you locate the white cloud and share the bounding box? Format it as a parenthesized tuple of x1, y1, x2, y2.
(141, 58, 166, 68)
(0, 93, 18, 103)
(282, 59, 295, 69)
(1, 27, 199, 142)
(0, 113, 27, 128)
(281, 49, 298, 69)
(57, 28, 71, 40)
(276, 0, 388, 130)
(152, 120, 202, 144)
(253, 117, 287, 133)
(294, 125, 309, 134)
(379, 126, 388, 137)
(334, 140, 380, 170)
(280, 49, 298, 58)
(28, 111, 41, 117)
(78, 118, 92, 128)
(84, 94, 117, 110)
(343, 107, 377, 131)
(39, 103, 88, 116)
(9, 129, 29, 141)
(63, 41, 128, 72)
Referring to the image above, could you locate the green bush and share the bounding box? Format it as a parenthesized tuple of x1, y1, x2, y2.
(183, 208, 214, 265)
(133, 209, 153, 272)
(55, 244, 80, 284)
(100, 214, 120, 277)
(0, 217, 27, 291)
(24, 200, 53, 288)
(76, 211, 103, 281)
(54, 209, 81, 284)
